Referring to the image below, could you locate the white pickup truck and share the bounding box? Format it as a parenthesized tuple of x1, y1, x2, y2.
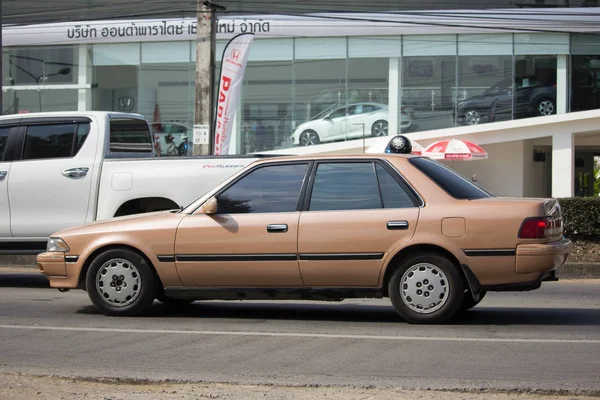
(0, 111, 261, 255)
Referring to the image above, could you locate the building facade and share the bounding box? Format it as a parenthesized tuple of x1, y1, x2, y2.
(3, 10, 600, 196)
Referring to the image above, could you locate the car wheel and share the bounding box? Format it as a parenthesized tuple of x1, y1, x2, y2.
(299, 130, 320, 146)
(537, 98, 555, 116)
(388, 253, 464, 324)
(85, 248, 158, 316)
(156, 292, 194, 308)
(464, 109, 481, 125)
(460, 289, 487, 311)
(371, 120, 388, 137)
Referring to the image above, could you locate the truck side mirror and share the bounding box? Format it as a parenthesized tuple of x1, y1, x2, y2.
(200, 197, 218, 215)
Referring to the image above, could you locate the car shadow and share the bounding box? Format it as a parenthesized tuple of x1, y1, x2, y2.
(76, 301, 600, 326)
(0, 272, 50, 288)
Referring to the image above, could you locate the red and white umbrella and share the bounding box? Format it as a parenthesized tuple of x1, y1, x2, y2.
(366, 137, 424, 155)
(422, 139, 487, 160)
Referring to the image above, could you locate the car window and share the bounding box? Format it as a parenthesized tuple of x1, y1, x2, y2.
(217, 163, 309, 214)
(409, 157, 493, 199)
(375, 164, 416, 208)
(22, 124, 78, 160)
(110, 119, 153, 153)
(328, 108, 347, 118)
(309, 162, 381, 211)
(0, 127, 11, 161)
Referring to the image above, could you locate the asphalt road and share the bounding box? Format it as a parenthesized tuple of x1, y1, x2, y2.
(0, 271, 599, 395)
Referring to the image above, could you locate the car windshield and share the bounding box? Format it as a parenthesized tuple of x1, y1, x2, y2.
(409, 157, 494, 199)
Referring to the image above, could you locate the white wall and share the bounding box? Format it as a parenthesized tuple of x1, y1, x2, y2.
(440, 140, 525, 197)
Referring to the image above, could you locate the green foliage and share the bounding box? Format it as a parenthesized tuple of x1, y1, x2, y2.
(557, 197, 600, 240)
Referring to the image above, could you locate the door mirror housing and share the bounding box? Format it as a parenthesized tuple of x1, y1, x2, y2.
(200, 197, 218, 215)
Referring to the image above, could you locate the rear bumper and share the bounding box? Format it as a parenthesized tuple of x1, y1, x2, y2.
(515, 238, 572, 274)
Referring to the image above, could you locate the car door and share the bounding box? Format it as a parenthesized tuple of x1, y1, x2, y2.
(8, 118, 97, 238)
(343, 105, 369, 140)
(298, 160, 420, 287)
(174, 162, 312, 287)
(0, 124, 19, 238)
(322, 107, 347, 142)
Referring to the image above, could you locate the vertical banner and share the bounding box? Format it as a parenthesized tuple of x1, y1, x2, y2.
(213, 33, 254, 155)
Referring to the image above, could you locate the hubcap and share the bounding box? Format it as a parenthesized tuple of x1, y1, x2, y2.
(301, 132, 318, 146)
(465, 110, 480, 125)
(373, 121, 388, 137)
(96, 258, 141, 307)
(539, 101, 554, 116)
(400, 263, 449, 314)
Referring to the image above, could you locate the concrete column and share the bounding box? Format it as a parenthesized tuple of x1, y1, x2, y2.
(556, 55, 568, 115)
(77, 44, 92, 111)
(388, 57, 401, 136)
(551, 132, 574, 198)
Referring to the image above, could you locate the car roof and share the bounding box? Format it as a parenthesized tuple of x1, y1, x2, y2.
(252, 153, 416, 164)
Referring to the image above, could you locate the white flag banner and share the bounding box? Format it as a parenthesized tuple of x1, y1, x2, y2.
(213, 33, 254, 155)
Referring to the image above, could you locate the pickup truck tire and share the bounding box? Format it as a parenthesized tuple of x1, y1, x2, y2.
(85, 248, 158, 316)
(388, 253, 464, 324)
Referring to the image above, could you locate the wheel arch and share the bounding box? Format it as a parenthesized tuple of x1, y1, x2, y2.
(77, 243, 164, 292)
(381, 243, 466, 297)
(114, 197, 180, 218)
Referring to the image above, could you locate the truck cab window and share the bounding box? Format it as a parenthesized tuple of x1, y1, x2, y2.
(0, 127, 11, 161)
(110, 119, 153, 153)
(22, 124, 78, 160)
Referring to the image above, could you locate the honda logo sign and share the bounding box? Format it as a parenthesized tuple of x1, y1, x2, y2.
(118, 96, 135, 112)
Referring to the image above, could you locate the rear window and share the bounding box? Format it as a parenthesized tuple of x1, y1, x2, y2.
(110, 119, 153, 153)
(409, 157, 494, 200)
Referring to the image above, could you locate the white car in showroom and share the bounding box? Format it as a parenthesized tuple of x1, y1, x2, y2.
(291, 102, 414, 146)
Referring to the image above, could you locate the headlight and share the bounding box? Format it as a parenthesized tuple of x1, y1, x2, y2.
(47, 237, 70, 252)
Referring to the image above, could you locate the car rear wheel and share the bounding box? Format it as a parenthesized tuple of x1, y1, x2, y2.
(464, 109, 481, 125)
(299, 130, 320, 146)
(388, 254, 464, 324)
(460, 289, 487, 311)
(85, 248, 158, 316)
(371, 120, 388, 137)
(537, 98, 555, 116)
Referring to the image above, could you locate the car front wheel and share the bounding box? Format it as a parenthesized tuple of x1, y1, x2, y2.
(299, 130, 320, 146)
(388, 253, 464, 324)
(371, 120, 388, 137)
(464, 109, 482, 125)
(85, 248, 158, 316)
(537, 98, 555, 116)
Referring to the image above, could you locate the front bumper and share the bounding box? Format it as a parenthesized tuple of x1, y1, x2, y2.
(37, 251, 81, 289)
(515, 238, 572, 274)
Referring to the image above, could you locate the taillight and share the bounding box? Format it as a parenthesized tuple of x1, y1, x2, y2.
(519, 217, 562, 239)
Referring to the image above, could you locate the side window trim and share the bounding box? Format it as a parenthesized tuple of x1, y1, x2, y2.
(303, 160, 382, 212)
(372, 162, 385, 209)
(192, 160, 314, 215)
(299, 158, 424, 212)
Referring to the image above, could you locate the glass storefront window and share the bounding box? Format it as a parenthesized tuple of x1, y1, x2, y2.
(456, 34, 513, 126)
(571, 34, 600, 112)
(514, 55, 557, 120)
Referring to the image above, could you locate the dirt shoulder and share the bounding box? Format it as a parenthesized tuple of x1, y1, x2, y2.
(0, 373, 597, 400)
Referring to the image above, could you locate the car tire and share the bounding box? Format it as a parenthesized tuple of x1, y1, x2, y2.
(85, 248, 158, 316)
(388, 253, 464, 324)
(536, 98, 555, 116)
(464, 109, 482, 125)
(371, 120, 388, 137)
(460, 289, 487, 311)
(299, 130, 320, 146)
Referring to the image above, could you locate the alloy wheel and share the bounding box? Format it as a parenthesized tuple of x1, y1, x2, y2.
(465, 110, 481, 125)
(95, 258, 142, 307)
(538, 100, 554, 116)
(400, 263, 449, 314)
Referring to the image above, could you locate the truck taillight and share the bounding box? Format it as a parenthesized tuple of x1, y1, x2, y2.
(519, 217, 563, 239)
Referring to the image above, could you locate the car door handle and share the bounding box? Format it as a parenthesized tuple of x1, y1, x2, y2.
(387, 221, 409, 230)
(267, 224, 288, 233)
(0, 171, 7, 182)
(62, 167, 89, 179)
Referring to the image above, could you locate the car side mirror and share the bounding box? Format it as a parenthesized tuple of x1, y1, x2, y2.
(200, 197, 218, 215)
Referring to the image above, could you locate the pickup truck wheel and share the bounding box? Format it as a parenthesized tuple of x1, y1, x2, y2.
(388, 254, 464, 324)
(85, 249, 158, 316)
(460, 289, 487, 311)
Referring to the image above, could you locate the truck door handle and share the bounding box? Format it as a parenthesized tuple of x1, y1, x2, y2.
(267, 224, 288, 233)
(387, 221, 409, 230)
(62, 167, 89, 179)
(0, 171, 7, 182)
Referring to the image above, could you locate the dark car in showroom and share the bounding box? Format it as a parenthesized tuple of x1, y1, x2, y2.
(454, 76, 556, 126)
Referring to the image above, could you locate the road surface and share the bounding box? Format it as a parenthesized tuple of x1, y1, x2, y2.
(0, 271, 598, 397)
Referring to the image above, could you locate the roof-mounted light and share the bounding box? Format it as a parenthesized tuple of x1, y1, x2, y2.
(385, 135, 413, 154)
